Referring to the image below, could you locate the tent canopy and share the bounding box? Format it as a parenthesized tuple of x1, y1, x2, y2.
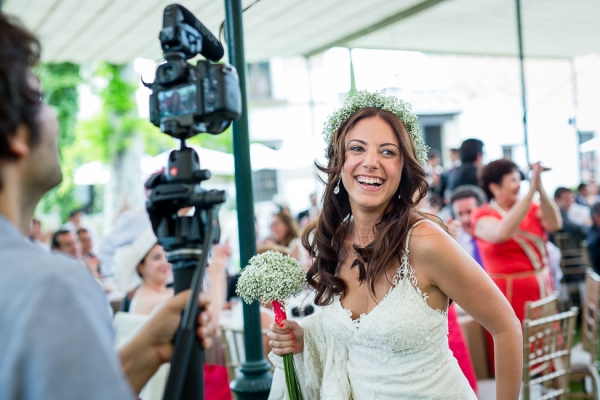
(4, 0, 600, 64)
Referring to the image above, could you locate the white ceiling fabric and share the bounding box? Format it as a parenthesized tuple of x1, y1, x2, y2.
(3, 0, 600, 64)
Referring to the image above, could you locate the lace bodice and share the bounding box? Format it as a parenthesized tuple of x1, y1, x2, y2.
(268, 221, 477, 400)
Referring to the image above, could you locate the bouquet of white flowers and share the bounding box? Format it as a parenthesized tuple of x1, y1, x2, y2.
(236, 251, 306, 400)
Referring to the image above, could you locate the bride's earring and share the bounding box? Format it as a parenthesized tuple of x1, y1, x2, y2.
(334, 177, 341, 195)
(398, 193, 401, 199)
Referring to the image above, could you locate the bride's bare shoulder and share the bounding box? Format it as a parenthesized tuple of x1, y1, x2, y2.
(408, 218, 454, 253)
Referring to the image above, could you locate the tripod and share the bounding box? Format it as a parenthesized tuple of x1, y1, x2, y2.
(146, 137, 226, 400)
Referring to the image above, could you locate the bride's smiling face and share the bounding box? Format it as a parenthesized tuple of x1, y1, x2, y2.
(342, 116, 403, 214)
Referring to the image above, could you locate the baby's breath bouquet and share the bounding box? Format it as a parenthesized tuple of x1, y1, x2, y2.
(236, 251, 307, 400)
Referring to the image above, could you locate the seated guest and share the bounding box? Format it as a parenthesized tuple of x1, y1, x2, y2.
(115, 226, 230, 354)
(115, 228, 231, 399)
(576, 183, 589, 205)
(51, 229, 80, 260)
(447, 185, 486, 266)
(553, 187, 590, 282)
(587, 203, 600, 274)
(27, 218, 49, 251)
(115, 228, 173, 315)
(554, 187, 589, 239)
(260, 209, 310, 269)
(78, 227, 102, 279)
(113, 228, 175, 400)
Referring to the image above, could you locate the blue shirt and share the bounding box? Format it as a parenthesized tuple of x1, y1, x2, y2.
(0, 216, 135, 400)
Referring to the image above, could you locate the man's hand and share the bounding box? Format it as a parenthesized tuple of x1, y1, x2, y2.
(119, 290, 215, 393)
(139, 290, 215, 363)
(446, 217, 460, 240)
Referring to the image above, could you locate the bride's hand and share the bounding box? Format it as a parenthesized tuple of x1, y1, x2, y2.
(268, 319, 303, 356)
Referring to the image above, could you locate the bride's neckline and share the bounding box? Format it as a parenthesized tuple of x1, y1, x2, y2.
(338, 283, 397, 323)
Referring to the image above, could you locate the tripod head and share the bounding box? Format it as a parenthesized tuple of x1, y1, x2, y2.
(146, 137, 225, 254)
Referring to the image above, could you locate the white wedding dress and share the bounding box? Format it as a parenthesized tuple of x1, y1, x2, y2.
(269, 221, 477, 400)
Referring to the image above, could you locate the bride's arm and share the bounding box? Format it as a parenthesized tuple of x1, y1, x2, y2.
(410, 221, 522, 400)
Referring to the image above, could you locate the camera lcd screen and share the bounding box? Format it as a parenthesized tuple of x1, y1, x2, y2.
(157, 84, 197, 120)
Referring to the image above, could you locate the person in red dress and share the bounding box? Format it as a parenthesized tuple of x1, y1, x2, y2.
(472, 159, 562, 374)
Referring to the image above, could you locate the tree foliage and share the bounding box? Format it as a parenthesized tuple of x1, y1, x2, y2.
(35, 62, 235, 221)
(36, 63, 82, 220)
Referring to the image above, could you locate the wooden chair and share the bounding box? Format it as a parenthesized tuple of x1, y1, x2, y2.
(569, 269, 600, 399)
(522, 307, 579, 400)
(478, 294, 561, 399)
(526, 292, 560, 321)
(553, 233, 590, 309)
(220, 326, 271, 383)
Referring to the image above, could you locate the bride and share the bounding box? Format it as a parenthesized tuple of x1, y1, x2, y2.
(268, 91, 522, 400)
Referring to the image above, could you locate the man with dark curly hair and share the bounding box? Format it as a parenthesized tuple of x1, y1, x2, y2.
(0, 13, 214, 399)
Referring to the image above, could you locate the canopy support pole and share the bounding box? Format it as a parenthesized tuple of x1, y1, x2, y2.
(516, 0, 530, 166)
(225, 0, 272, 398)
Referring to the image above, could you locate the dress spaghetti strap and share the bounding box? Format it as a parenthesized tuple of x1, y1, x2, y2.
(404, 219, 428, 253)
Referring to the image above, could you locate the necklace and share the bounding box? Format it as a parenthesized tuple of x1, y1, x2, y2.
(489, 199, 508, 217)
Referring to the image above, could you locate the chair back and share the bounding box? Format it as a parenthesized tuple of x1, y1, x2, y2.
(220, 326, 246, 382)
(582, 269, 600, 358)
(522, 307, 579, 400)
(553, 232, 590, 280)
(525, 292, 559, 321)
(220, 326, 270, 383)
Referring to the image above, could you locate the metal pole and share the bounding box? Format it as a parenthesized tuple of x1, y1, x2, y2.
(224, 1, 273, 399)
(305, 56, 316, 136)
(570, 59, 583, 181)
(515, 0, 530, 166)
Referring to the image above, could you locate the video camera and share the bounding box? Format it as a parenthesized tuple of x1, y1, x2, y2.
(145, 4, 241, 139)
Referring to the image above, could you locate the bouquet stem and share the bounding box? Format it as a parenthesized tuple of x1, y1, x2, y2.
(272, 300, 304, 400)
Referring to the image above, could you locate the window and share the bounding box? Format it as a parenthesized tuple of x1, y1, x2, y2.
(579, 131, 596, 182)
(424, 125, 442, 157)
(253, 169, 278, 202)
(502, 145, 514, 160)
(247, 62, 272, 100)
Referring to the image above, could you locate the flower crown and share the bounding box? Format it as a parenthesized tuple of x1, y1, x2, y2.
(322, 90, 428, 166)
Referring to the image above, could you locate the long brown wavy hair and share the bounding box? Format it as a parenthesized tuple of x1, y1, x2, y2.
(302, 107, 436, 306)
(272, 209, 300, 247)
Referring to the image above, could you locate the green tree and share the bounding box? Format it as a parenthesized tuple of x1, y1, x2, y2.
(36, 62, 82, 221)
(36, 62, 235, 221)
(188, 126, 233, 154)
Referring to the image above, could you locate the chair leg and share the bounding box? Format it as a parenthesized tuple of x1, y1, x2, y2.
(590, 370, 600, 400)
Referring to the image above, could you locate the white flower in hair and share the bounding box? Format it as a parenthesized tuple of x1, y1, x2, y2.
(236, 250, 306, 308)
(322, 89, 429, 166)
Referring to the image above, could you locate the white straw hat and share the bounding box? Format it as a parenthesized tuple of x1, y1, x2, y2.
(114, 227, 157, 292)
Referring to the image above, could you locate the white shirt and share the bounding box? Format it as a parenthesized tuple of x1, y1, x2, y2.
(568, 203, 592, 227)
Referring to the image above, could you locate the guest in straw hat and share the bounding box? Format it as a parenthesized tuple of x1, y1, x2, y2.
(115, 227, 173, 314)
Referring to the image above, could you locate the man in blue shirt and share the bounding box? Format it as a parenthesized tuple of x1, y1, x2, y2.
(0, 13, 215, 399)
